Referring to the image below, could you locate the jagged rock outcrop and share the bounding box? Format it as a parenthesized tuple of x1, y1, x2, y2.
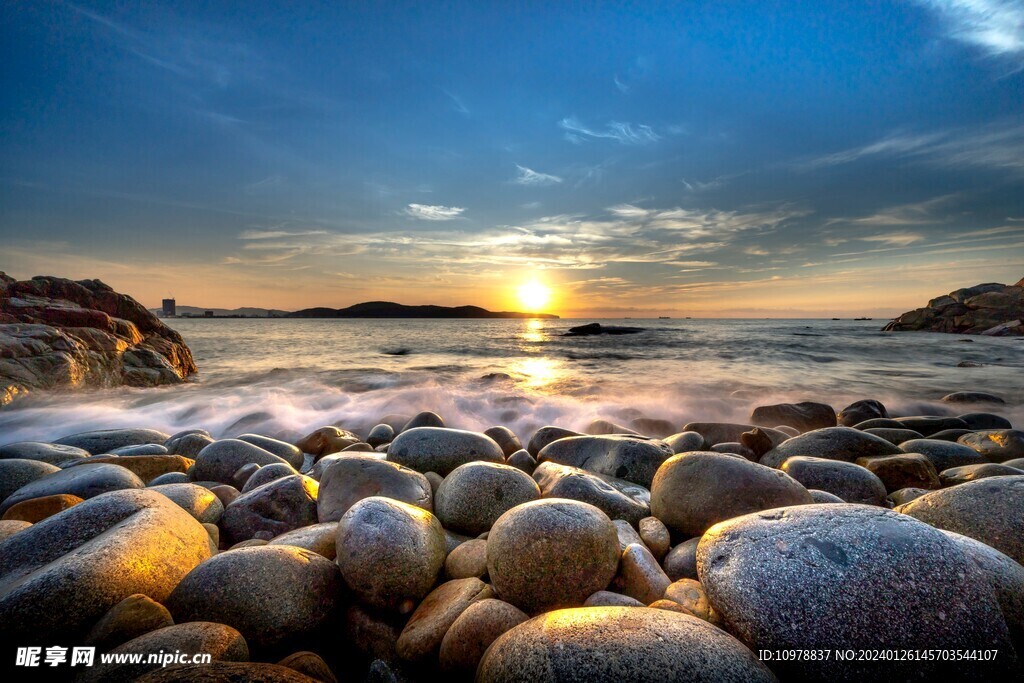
(0, 273, 196, 404)
(883, 279, 1024, 336)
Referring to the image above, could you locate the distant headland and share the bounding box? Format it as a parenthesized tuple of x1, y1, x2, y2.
(152, 300, 558, 319)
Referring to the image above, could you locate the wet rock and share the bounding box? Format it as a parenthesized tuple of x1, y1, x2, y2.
(294, 426, 361, 458)
(237, 433, 304, 469)
(1, 492, 83, 522)
(585, 418, 640, 436)
(612, 542, 671, 604)
(780, 456, 887, 505)
(895, 416, 970, 436)
(663, 578, 711, 620)
(563, 322, 644, 336)
(149, 482, 224, 524)
(583, 590, 645, 607)
(958, 412, 1013, 430)
(505, 449, 536, 474)
(532, 461, 649, 525)
(241, 462, 300, 492)
(445, 538, 488, 579)
(943, 391, 1006, 404)
(403, 410, 446, 431)
(0, 462, 144, 514)
(487, 499, 620, 614)
(109, 443, 168, 456)
(221, 474, 319, 543)
(663, 538, 700, 581)
(630, 417, 676, 438)
(164, 430, 214, 458)
(760, 426, 901, 469)
(209, 484, 240, 507)
(739, 428, 776, 458)
(191, 439, 292, 484)
(387, 427, 504, 476)
(698, 504, 1017, 681)
(484, 426, 524, 457)
(54, 428, 171, 454)
(808, 489, 845, 503)
(929, 428, 975, 442)
(941, 463, 1023, 485)
(336, 496, 446, 612)
(395, 577, 492, 661)
(958, 429, 1024, 463)
(751, 401, 836, 432)
(166, 545, 342, 650)
(477, 606, 777, 683)
(664, 431, 705, 453)
(856, 453, 941, 492)
(861, 427, 923, 445)
(317, 453, 432, 523)
(367, 423, 395, 448)
(0, 488, 211, 642)
(683, 422, 789, 449)
(614, 519, 644, 550)
(67, 454, 194, 484)
(435, 461, 540, 536)
(638, 516, 670, 559)
(837, 399, 888, 427)
(900, 438, 985, 471)
(439, 598, 528, 675)
(0, 458, 60, 502)
(526, 425, 582, 456)
(888, 487, 929, 506)
(232, 462, 261, 489)
(83, 593, 174, 651)
(0, 441, 91, 465)
(268, 521, 338, 560)
(651, 452, 812, 538)
(710, 442, 757, 460)
(896, 475, 1024, 564)
(148, 471, 190, 485)
(537, 434, 673, 488)
(852, 417, 907, 430)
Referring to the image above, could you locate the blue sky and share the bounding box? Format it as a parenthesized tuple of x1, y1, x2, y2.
(1, 0, 1023, 315)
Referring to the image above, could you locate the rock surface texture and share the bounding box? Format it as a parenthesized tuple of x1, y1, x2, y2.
(882, 279, 1024, 335)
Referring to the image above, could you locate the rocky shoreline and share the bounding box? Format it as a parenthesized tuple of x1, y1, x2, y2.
(0, 274, 196, 405)
(1, 398, 1022, 681)
(883, 278, 1024, 336)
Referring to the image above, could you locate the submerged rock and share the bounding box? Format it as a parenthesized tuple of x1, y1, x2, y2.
(563, 322, 644, 336)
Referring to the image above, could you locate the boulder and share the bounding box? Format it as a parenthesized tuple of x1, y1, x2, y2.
(148, 483, 224, 524)
(662, 579, 711, 621)
(268, 521, 338, 560)
(526, 425, 582, 456)
(0, 458, 60, 503)
(958, 429, 1024, 463)
(335, 496, 447, 612)
(191, 439, 292, 484)
(1, 492, 83, 522)
(83, 593, 174, 651)
(135, 663, 315, 682)
(682, 422, 788, 449)
(476, 606, 777, 683)
(537, 435, 673, 488)
(484, 426, 524, 457)
(855, 453, 940, 492)
(664, 431, 705, 453)
(166, 545, 342, 650)
(888, 487, 930, 506)
(860, 427, 923, 445)
(438, 598, 528, 674)
(0, 519, 30, 540)
(663, 538, 700, 581)
(651, 452, 812, 538)
(638, 516, 670, 559)
(532, 461, 649, 526)
(487, 499, 620, 614)
(895, 416, 970, 436)
(240, 462, 300, 493)
(900, 438, 985, 471)
(0, 441, 91, 465)
(109, 443, 168, 456)
(505, 449, 537, 475)
(883, 281, 1024, 335)
(612, 542, 671, 604)
(294, 426, 361, 458)
(0, 462, 144, 514)
(940, 463, 1023, 485)
(896, 475, 1024, 564)
(836, 399, 888, 427)
(395, 577, 492, 661)
(943, 391, 1006, 404)
(750, 401, 836, 432)
(221, 474, 319, 543)
(563, 322, 644, 336)
(444, 538, 488, 579)
(402, 410, 446, 431)
(276, 652, 336, 683)
(148, 472, 190, 485)
(760, 426, 901, 469)
(585, 418, 639, 436)
(435, 461, 541, 536)
(0, 488, 211, 642)
(584, 591, 645, 607)
(317, 453, 432, 523)
(698, 504, 1017, 681)
(164, 429, 215, 458)
(68, 454, 193, 484)
(387, 427, 504, 476)
(808, 489, 844, 503)
(779, 456, 887, 505)
(54, 428, 171, 454)
(366, 423, 395, 448)
(237, 433, 304, 469)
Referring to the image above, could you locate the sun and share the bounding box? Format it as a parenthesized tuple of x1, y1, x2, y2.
(518, 280, 552, 312)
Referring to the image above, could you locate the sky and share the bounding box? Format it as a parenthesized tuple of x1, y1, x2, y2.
(1, 0, 1023, 317)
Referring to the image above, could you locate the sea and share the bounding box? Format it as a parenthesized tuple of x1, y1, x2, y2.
(1, 318, 1022, 444)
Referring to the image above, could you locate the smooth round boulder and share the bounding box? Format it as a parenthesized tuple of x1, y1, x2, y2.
(0, 488, 211, 643)
(0, 458, 60, 503)
(639, 516, 670, 559)
(943, 530, 1024, 649)
(486, 499, 620, 614)
(895, 416, 970, 436)
(683, 422, 789, 449)
(166, 545, 342, 650)
(269, 521, 338, 560)
(505, 449, 537, 475)
(651, 452, 812, 538)
(484, 426, 524, 457)
(808, 489, 844, 503)
(855, 452, 940, 492)
(780, 456, 887, 505)
(760, 427, 901, 469)
(109, 443, 168, 456)
(294, 426, 361, 458)
(958, 413, 1013, 430)
(750, 401, 836, 432)
(83, 593, 174, 651)
(148, 471, 190, 485)
(445, 538, 488, 579)
(366, 423, 395, 447)
(526, 426, 582, 456)
(663, 537, 700, 581)
(435, 462, 541, 536)
(0, 519, 30, 540)
(0, 441, 91, 465)
(837, 399, 888, 427)
(191, 439, 292, 484)
(53, 428, 170, 454)
(403, 410, 445, 431)
(896, 475, 1024, 564)
(698, 504, 1017, 681)
(317, 453, 432, 523)
(395, 577, 492, 661)
(221, 474, 319, 543)
(958, 429, 1024, 463)
(613, 542, 671, 605)
(941, 462, 1023, 485)
(241, 462, 300, 493)
(335, 496, 446, 612)
(537, 435, 673, 488)
(0, 462, 144, 514)
(664, 431, 705, 454)
(943, 391, 1005, 404)
(900, 438, 985, 471)
(476, 606, 777, 683)
(387, 427, 504, 476)
(1, 492, 83, 523)
(237, 433, 304, 469)
(532, 461, 649, 525)
(164, 430, 215, 458)
(888, 487, 930, 506)
(861, 427, 923, 445)
(439, 598, 528, 674)
(149, 482, 224, 524)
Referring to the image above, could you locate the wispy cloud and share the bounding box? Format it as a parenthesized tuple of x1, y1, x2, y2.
(825, 195, 958, 227)
(559, 117, 661, 145)
(860, 232, 925, 246)
(443, 90, 470, 116)
(913, 0, 1024, 59)
(239, 229, 328, 240)
(512, 165, 563, 186)
(404, 204, 466, 220)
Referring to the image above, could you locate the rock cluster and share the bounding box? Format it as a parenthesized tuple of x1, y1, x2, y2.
(883, 278, 1024, 335)
(1, 398, 1022, 680)
(0, 273, 196, 404)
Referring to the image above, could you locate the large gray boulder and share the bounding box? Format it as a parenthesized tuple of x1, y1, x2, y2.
(0, 488, 211, 642)
(0, 441, 91, 465)
(536, 435, 673, 488)
(0, 458, 60, 503)
(532, 461, 650, 526)
(958, 429, 1024, 463)
(477, 606, 777, 683)
(0, 462, 144, 514)
(148, 482, 224, 524)
(434, 461, 541, 536)
(191, 439, 292, 484)
(779, 456, 887, 505)
(760, 427, 901, 469)
(166, 545, 342, 650)
(900, 438, 986, 471)
(750, 401, 836, 432)
(387, 427, 504, 476)
(236, 433, 304, 469)
(54, 428, 171, 454)
(220, 474, 319, 543)
(698, 504, 1017, 681)
(317, 453, 432, 523)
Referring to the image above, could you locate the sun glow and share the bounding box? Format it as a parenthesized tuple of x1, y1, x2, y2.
(518, 280, 552, 312)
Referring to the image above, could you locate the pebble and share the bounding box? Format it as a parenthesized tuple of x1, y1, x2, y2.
(638, 516, 670, 559)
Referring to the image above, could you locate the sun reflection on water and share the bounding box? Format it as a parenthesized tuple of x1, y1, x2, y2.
(510, 356, 565, 389)
(519, 318, 547, 345)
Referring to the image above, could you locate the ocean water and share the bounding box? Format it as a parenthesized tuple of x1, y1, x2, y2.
(1, 318, 1022, 444)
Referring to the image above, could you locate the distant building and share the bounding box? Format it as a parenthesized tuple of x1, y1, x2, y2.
(204, 310, 214, 318)
(162, 298, 176, 317)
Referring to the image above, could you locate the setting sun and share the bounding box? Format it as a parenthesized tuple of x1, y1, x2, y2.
(518, 280, 552, 312)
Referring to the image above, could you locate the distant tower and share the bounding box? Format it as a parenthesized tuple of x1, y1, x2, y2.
(162, 298, 176, 317)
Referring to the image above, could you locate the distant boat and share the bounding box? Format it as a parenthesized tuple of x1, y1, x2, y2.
(854, 317, 873, 321)
(832, 317, 841, 320)
(658, 316, 670, 319)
